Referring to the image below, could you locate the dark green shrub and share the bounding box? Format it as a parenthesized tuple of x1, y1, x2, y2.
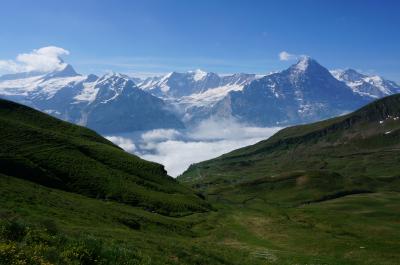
(40, 219, 59, 236)
(102, 245, 145, 265)
(0, 219, 27, 242)
(61, 236, 103, 265)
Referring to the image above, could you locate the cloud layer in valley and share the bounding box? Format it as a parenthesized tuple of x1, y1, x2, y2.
(106, 119, 281, 177)
(105, 136, 136, 152)
(0, 46, 69, 73)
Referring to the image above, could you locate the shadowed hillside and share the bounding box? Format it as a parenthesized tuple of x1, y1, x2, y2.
(0, 98, 209, 216)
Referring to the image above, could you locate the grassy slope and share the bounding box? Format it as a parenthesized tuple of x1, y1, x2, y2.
(178, 94, 400, 264)
(0, 98, 209, 216)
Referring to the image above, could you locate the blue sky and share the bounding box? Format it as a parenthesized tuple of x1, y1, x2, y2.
(0, 0, 399, 80)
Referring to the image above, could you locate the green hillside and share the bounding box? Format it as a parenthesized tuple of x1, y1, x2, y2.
(0, 98, 209, 216)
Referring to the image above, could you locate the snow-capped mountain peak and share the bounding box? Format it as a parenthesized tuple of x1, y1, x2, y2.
(211, 56, 366, 127)
(290, 56, 323, 73)
(189, 69, 207, 81)
(331, 68, 400, 99)
(332, 68, 366, 81)
(99, 72, 130, 81)
(71, 72, 136, 105)
(42, 64, 80, 80)
(294, 56, 312, 72)
(96, 73, 133, 102)
(285, 57, 328, 82)
(0, 64, 86, 100)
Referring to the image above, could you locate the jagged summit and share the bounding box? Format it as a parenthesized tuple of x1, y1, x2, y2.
(43, 64, 80, 79)
(137, 69, 252, 98)
(288, 56, 325, 74)
(215, 55, 364, 127)
(331, 68, 400, 99)
(0, 63, 79, 82)
(101, 72, 129, 79)
(295, 55, 312, 69)
(332, 68, 366, 81)
(188, 69, 208, 81)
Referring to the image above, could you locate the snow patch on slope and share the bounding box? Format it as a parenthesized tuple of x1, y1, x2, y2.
(331, 69, 400, 99)
(191, 69, 207, 81)
(181, 83, 245, 106)
(0, 75, 44, 96)
(74, 81, 99, 103)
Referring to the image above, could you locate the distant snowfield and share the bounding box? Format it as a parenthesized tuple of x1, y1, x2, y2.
(105, 119, 282, 177)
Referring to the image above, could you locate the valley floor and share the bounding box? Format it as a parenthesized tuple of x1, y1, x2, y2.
(1, 174, 400, 265)
(199, 191, 400, 265)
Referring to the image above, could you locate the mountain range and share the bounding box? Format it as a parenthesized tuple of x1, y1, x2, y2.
(1, 57, 399, 133)
(0, 67, 183, 133)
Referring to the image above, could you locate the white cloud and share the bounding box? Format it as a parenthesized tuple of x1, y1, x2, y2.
(105, 136, 136, 152)
(140, 138, 263, 177)
(279, 51, 297, 61)
(106, 120, 282, 177)
(188, 118, 279, 140)
(0, 60, 20, 72)
(0, 46, 69, 73)
(141, 129, 181, 142)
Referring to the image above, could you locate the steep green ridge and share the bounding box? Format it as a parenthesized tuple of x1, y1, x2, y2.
(180, 94, 400, 202)
(0, 98, 208, 216)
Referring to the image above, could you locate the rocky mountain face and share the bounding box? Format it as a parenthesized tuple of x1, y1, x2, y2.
(83, 74, 184, 133)
(0, 65, 183, 133)
(137, 71, 259, 124)
(210, 57, 369, 126)
(331, 68, 400, 99)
